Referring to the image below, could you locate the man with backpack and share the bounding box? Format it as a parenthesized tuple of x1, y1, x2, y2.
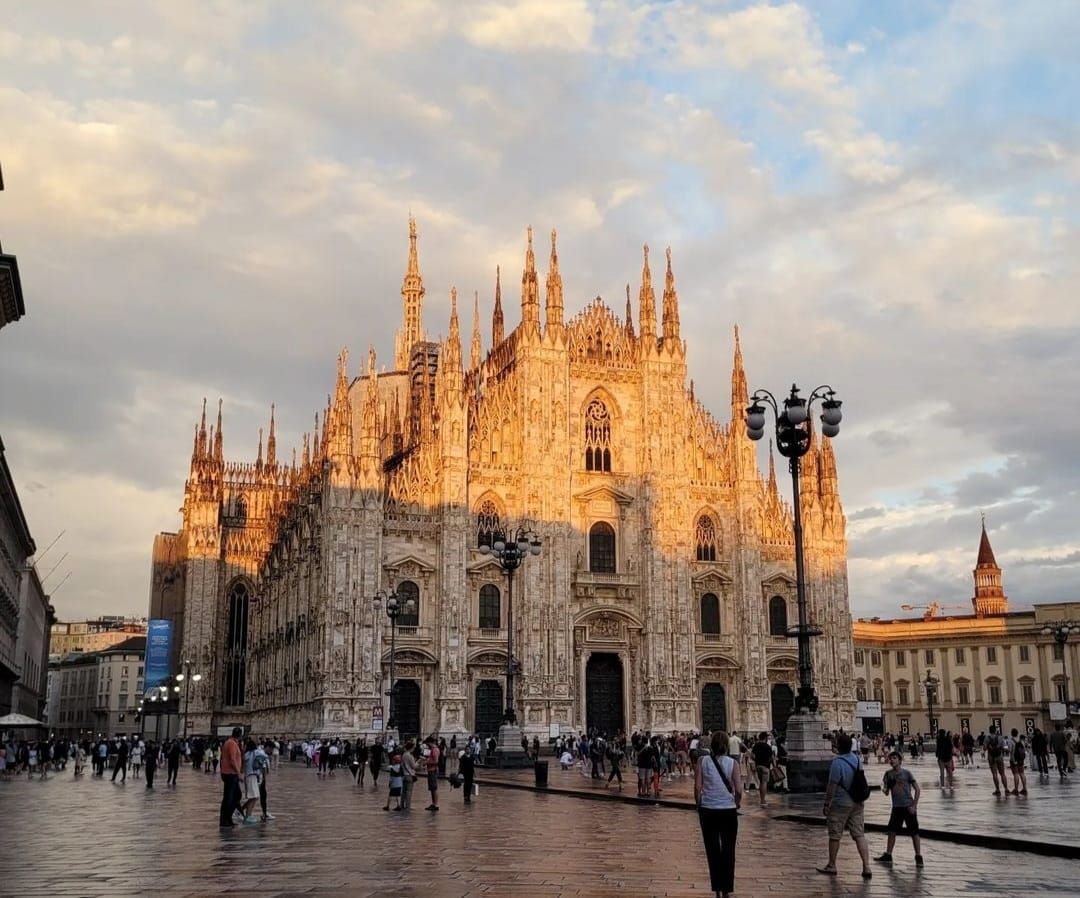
(817, 733, 872, 880)
(986, 727, 1008, 796)
(1008, 729, 1028, 795)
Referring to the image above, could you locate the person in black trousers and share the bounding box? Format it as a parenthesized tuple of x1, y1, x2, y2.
(694, 731, 742, 898)
(369, 740, 384, 786)
(111, 740, 129, 782)
(144, 741, 157, 789)
(459, 749, 475, 804)
(167, 741, 182, 786)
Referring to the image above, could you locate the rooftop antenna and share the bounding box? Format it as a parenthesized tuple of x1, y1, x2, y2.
(35, 530, 66, 564)
(40, 551, 68, 584)
(49, 571, 72, 595)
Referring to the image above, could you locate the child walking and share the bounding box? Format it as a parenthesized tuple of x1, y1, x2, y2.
(876, 751, 924, 869)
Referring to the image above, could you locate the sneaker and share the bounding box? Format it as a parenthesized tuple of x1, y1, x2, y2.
(261, 814, 276, 821)
(243, 816, 258, 825)
(874, 854, 893, 866)
(915, 855, 924, 869)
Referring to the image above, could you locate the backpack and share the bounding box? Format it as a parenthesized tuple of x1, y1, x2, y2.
(839, 756, 872, 804)
(1013, 741, 1027, 764)
(987, 735, 1002, 759)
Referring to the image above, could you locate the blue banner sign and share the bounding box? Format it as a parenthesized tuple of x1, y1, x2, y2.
(145, 619, 173, 689)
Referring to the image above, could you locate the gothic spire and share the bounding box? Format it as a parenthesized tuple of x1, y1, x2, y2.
(625, 284, 635, 338)
(492, 265, 505, 346)
(470, 290, 482, 371)
(266, 404, 276, 467)
(730, 325, 748, 423)
(256, 427, 264, 468)
(445, 287, 462, 374)
(545, 227, 564, 334)
(662, 246, 681, 343)
(197, 398, 208, 458)
(213, 399, 224, 463)
(395, 216, 426, 370)
(521, 225, 540, 334)
(638, 243, 657, 344)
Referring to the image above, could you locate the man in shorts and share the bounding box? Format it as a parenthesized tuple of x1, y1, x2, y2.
(875, 751, 923, 868)
(817, 733, 872, 879)
(985, 727, 1008, 796)
(750, 732, 773, 807)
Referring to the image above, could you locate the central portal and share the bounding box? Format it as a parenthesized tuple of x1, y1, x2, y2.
(585, 652, 625, 736)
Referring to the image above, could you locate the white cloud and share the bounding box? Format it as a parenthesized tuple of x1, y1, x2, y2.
(463, 0, 595, 52)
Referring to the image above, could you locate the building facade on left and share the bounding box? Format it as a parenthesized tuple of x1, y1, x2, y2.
(0, 161, 53, 724)
(0, 437, 54, 719)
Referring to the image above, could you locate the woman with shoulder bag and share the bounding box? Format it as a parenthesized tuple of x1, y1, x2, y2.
(694, 730, 743, 898)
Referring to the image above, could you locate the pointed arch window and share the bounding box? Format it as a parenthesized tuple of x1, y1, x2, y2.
(476, 499, 502, 549)
(396, 581, 420, 627)
(695, 514, 718, 562)
(584, 399, 612, 472)
(768, 595, 788, 637)
(478, 584, 501, 629)
(224, 581, 249, 706)
(700, 593, 721, 635)
(589, 521, 616, 573)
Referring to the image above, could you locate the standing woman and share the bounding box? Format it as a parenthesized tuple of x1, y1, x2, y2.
(694, 730, 742, 898)
(355, 739, 369, 786)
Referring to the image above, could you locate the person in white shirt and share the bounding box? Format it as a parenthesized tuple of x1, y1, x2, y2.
(695, 730, 742, 898)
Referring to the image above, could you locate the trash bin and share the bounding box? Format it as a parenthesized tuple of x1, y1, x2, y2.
(534, 760, 549, 788)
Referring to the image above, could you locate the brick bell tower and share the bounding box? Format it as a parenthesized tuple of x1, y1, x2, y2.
(972, 518, 1008, 617)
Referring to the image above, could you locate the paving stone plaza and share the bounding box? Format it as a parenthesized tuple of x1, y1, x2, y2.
(1, 756, 1075, 897)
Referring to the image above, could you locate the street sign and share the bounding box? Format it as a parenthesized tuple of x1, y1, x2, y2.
(372, 718, 383, 732)
(855, 700, 882, 718)
(1024, 717, 1035, 735)
(899, 717, 910, 735)
(1049, 702, 1068, 721)
(372, 704, 384, 718)
(991, 716, 1003, 732)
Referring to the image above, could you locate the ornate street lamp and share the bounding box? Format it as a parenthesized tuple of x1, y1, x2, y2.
(923, 669, 939, 735)
(175, 659, 203, 741)
(373, 586, 416, 733)
(747, 383, 843, 714)
(1041, 622, 1080, 719)
(479, 525, 542, 726)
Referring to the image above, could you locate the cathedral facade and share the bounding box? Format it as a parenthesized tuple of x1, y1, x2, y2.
(149, 221, 856, 740)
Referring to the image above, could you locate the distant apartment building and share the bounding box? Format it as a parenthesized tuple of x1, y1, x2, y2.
(50, 617, 147, 659)
(47, 636, 146, 739)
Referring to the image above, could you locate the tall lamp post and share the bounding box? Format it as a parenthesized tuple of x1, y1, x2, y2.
(175, 659, 203, 741)
(373, 586, 415, 734)
(479, 524, 542, 766)
(1041, 622, 1079, 720)
(746, 383, 843, 791)
(923, 669, 939, 735)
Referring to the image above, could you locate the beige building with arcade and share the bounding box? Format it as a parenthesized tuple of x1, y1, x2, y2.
(853, 525, 1079, 739)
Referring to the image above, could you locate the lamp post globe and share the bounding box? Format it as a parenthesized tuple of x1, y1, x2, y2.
(478, 523, 542, 767)
(745, 382, 843, 791)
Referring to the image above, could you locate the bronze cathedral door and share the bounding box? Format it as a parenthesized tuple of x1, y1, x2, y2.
(585, 653, 625, 736)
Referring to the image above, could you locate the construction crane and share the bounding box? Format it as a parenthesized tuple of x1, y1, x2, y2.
(900, 601, 968, 621)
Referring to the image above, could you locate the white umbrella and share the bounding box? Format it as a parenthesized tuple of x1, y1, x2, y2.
(0, 712, 44, 727)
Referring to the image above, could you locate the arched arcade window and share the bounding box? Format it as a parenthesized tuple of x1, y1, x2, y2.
(700, 593, 721, 635)
(478, 584, 501, 629)
(396, 580, 420, 627)
(589, 522, 616, 573)
(695, 514, 718, 561)
(768, 595, 788, 637)
(583, 399, 612, 472)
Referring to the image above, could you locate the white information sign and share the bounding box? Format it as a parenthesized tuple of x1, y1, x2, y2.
(855, 700, 882, 718)
(1049, 701, 1068, 721)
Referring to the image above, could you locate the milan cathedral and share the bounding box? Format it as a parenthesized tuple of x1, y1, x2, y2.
(149, 221, 856, 740)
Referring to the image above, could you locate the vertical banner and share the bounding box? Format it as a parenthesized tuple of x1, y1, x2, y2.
(145, 619, 173, 689)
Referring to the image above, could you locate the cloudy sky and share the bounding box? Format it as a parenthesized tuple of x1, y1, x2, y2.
(1, 1, 1077, 623)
